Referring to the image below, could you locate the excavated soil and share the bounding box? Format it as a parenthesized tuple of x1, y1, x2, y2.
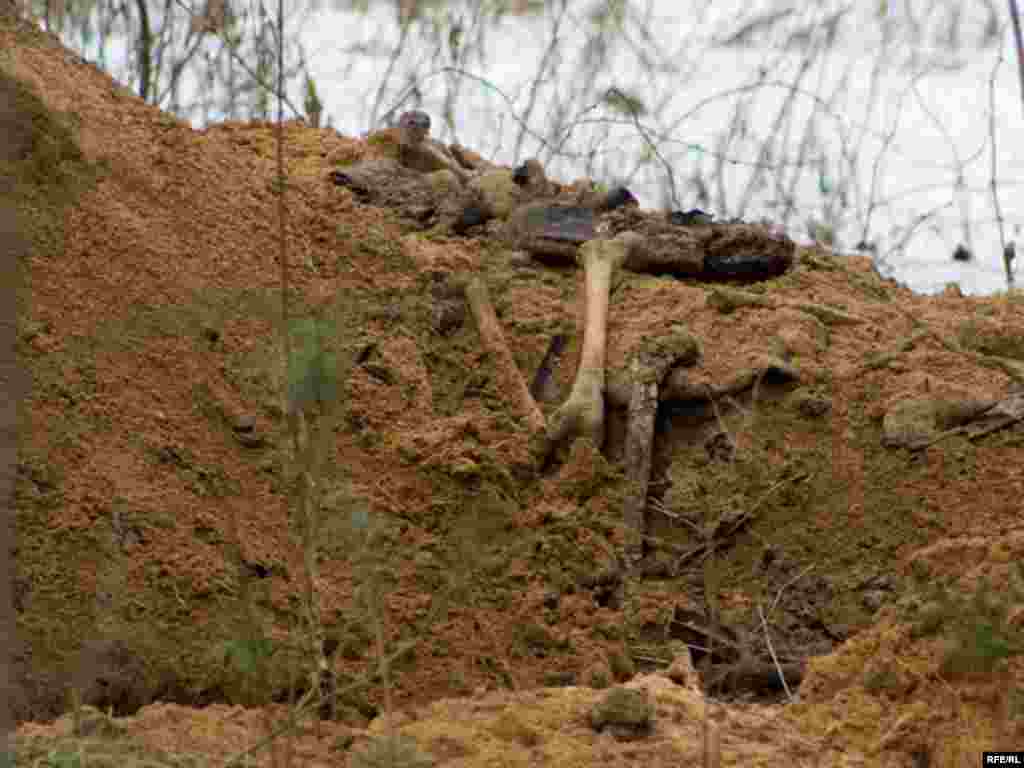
(6, 10, 1024, 767)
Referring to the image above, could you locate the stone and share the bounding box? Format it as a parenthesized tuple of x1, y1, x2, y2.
(589, 686, 654, 737)
(665, 642, 701, 690)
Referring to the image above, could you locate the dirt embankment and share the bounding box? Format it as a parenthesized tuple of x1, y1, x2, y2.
(6, 9, 1024, 767)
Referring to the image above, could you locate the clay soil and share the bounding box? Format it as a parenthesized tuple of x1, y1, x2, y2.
(6, 10, 1024, 768)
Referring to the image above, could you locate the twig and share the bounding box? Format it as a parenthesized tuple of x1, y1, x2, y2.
(859, 72, 925, 270)
(757, 605, 793, 702)
(513, 0, 569, 161)
(673, 474, 798, 571)
(912, 80, 987, 261)
(1009, 0, 1024, 116)
(374, 478, 402, 507)
(222, 639, 418, 767)
(613, 86, 680, 210)
(880, 201, 954, 265)
(369, 12, 415, 129)
(736, 55, 815, 220)
(168, 0, 305, 118)
(987, 39, 1013, 288)
(168, 579, 188, 609)
(768, 562, 815, 617)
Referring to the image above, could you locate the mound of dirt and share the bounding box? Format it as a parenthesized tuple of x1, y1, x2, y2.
(6, 8, 1024, 767)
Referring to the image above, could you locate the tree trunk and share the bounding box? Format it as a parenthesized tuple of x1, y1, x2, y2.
(135, 0, 152, 102)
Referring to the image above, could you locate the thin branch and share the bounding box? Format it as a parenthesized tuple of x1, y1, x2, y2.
(736, 55, 815, 219)
(155, 24, 205, 107)
(168, 0, 304, 118)
(988, 30, 1013, 288)
(880, 200, 954, 265)
(768, 563, 815, 617)
(613, 86, 681, 210)
(513, 0, 568, 161)
(221, 638, 418, 767)
(910, 77, 990, 256)
(1009, 0, 1024, 116)
(757, 605, 793, 702)
(369, 13, 415, 129)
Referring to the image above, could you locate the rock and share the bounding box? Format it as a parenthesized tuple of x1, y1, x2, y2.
(589, 686, 654, 737)
(607, 647, 636, 682)
(582, 660, 613, 689)
(861, 589, 888, 613)
(233, 414, 256, 433)
(232, 414, 264, 447)
(790, 389, 831, 418)
(665, 642, 701, 690)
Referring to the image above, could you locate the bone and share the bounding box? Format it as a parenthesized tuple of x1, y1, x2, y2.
(539, 233, 641, 461)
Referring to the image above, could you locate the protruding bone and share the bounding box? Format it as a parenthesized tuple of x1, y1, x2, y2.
(540, 232, 642, 461)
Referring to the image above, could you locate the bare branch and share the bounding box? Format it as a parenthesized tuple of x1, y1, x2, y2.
(1009, 0, 1024, 115)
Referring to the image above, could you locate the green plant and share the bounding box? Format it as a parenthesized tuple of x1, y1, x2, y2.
(303, 74, 323, 127)
(216, 634, 277, 705)
(908, 565, 1024, 679)
(286, 315, 340, 412)
(42, 751, 81, 768)
(942, 615, 1023, 679)
(351, 733, 433, 768)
